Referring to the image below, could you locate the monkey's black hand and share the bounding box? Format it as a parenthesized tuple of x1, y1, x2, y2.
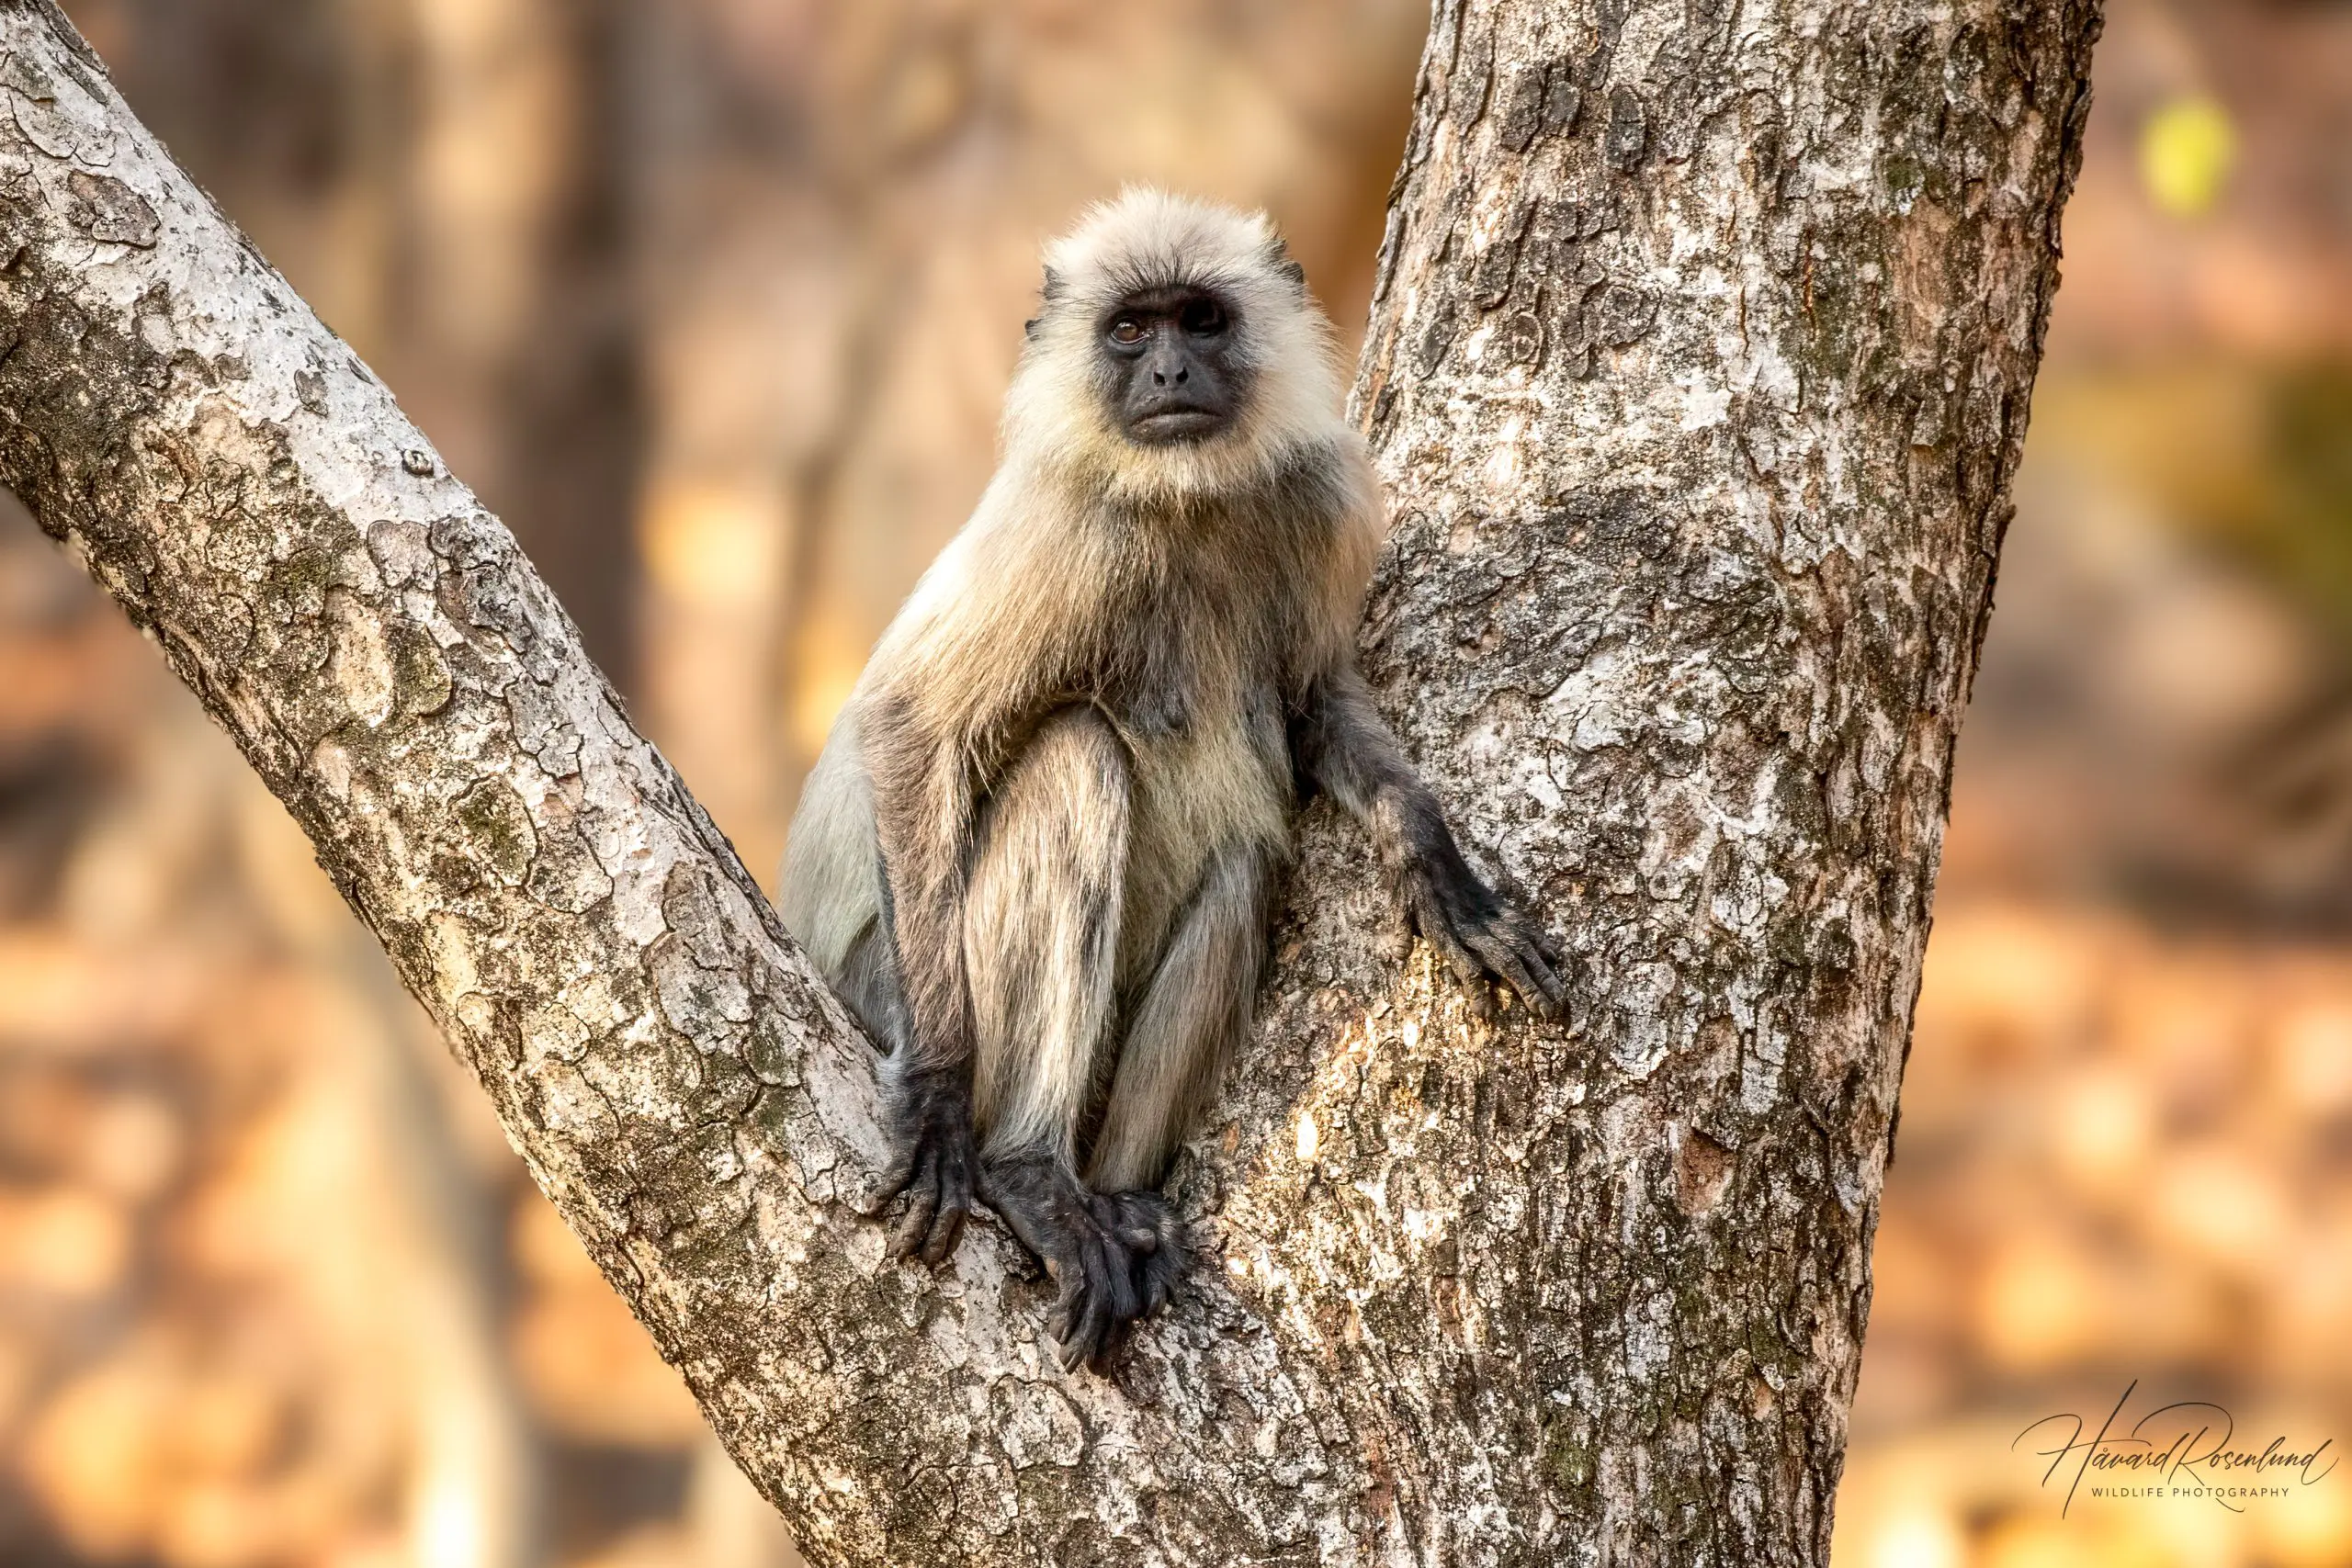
(866, 1066, 977, 1266)
(1396, 835, 1566, 1020)
(978, 1156, 1186, 1371)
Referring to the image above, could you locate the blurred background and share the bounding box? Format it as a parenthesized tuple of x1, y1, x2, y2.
(0, 0, 2337, 1564)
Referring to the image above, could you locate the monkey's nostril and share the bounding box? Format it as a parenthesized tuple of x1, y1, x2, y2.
(1174, 367, 1189, 383)
(1152, 370, 1166, 385)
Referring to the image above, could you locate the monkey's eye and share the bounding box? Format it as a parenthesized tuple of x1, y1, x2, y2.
(1180, 299, 1227, 336)
(1108, 317, 1146, 345)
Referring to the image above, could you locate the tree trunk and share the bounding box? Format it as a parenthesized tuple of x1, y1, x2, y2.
(0, 0, 2096, 1563)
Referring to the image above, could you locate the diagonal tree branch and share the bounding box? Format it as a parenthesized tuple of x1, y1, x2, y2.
(0, 0, 2098, 1563)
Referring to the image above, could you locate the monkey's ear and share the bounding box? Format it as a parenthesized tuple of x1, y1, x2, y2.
(1040, 266, 1065, 302)
(1263, 237, 1307, 293)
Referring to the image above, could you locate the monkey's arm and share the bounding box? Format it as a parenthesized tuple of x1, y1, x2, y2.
(1293, 664, 1566, 1016)
(856, 688, 982, 1264)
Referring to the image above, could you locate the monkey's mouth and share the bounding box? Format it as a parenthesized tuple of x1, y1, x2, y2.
(1127, 408, 1229, 444)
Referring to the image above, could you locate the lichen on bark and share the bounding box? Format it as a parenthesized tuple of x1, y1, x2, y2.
(0, 0, 2097, 1562)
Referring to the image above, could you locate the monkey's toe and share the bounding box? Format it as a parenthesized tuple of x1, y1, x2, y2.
(876, 1089, 978, 1267)
(1102, 1188, 1188, 1319)
(978, 1157, 1183, 1371)
(887, 1159, 972, 1264)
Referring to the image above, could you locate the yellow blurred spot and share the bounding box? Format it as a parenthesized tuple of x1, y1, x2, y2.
(156, 1478, 276, 1568)
(639, 480, 782, 613)
(512, 1189, 606, 1291)
(2049, 1063, 2154, 1194)
(1868, 1508, 1963, 1568)
(171, 1375, 287, 1479)
(1295, 1110, 1318, 1164)
(2263, 1472, 2352, 1568)
(25, 1363, 165, 1558)
(2151, 1142, 2290, 1276)
(1975, 1235, 2101, 1371)
(788, 604, 872, 761)
(83, 1093, 183, 1201)
(2269, 998, 2352, 1114)
(2140, 95, 2236, 219)
(1983, 1515, 2167, 1568)
(512, 1270, 703, 1447)
(0, 1188, 130, 1300)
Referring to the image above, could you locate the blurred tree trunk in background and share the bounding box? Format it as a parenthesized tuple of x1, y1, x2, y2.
(621, 0, 871, 898)
(397, 0, 638, 691)
(0, 3, 2098, 1567)
(63, 0, 639, 681)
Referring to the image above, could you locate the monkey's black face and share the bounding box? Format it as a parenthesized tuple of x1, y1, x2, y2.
(1097, 286, 1250, 446)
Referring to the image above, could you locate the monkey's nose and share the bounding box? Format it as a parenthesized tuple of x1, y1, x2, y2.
(1150, 366, 1190, 386)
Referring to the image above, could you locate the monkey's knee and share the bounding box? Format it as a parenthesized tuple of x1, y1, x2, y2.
(971, 705, 1131, 884)
(967, 705, 1134, 1160)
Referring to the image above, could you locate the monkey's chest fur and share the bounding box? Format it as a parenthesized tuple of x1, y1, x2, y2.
(1035, 493, 1334, 996)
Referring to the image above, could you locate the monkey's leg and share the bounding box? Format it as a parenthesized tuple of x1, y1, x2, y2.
(960, 707, 1164, 1368)
(1080, 840, 1278, 1308)
(965, 705, 1128, 1161)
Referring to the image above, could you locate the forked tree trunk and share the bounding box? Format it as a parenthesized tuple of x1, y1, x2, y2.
(0, 0, 2095, 1562)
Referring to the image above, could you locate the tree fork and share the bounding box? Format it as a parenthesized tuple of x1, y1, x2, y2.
(0, 0, 2095, 1562)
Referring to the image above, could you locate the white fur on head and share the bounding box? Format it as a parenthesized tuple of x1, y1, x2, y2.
(1002, 187, 1350, 502)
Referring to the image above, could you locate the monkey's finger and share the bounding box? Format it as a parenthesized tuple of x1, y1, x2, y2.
(1438, 925, 1490, 993)
(919, 1145, 974, 1264)
(888, 1156, 940, 1260)
(1105, 1190, 1167, 1255)
(1406, 888, 1480, 986)
(1469, 921, 1564, 1019)
(918, 1186, 967, 1266)
(1505, 915, 1570, 1007)
(1069, 1280, 1114, 1371)
(1101, 1231, 1142, 1327)
(1511, 931, 1569, 1014)
(1054, 1306, 1091, 1372)
(1423, 910, 1495, 1010)
(1139, 1250, 1177, 1315)
(889, 1201, 938, 1261)
(1077, 1297, 1114, 1363)
(859, 1151, 918, 1216)
(1083, 1227, 1135, 1359)
(1045, 1280, 1081, 1349)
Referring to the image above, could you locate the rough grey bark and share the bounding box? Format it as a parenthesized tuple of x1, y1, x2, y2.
(0, 1, 2096, 1564)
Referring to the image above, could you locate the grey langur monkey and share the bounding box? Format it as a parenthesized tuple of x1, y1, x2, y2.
(779, 188, 1561, 1369)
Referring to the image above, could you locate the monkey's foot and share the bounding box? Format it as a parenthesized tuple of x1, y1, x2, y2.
(865, 1068, 977, 1266)
(978, 1157, 1186, 1371)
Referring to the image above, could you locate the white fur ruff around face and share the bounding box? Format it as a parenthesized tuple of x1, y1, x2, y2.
(1002, 186, 1351, 504)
